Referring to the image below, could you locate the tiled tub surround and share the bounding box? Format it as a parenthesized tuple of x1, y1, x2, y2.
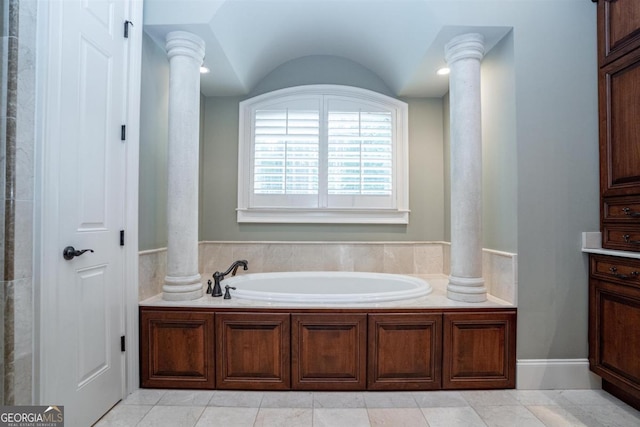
(140, 275, 512, 310)
(139, 242, 517, 305)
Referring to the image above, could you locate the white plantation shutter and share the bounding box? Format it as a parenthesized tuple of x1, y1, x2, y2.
(254, 109, 319, 195)
(327, 110, 393, 196)
(238, 85, 409, 223)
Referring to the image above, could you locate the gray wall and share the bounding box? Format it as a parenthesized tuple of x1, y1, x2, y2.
(138, 32, 169, 251)
(481, 31, 517, 253)
(201, 88, 445, 242)
(139, 0, 600, 361)
(510, 6, 599, 359)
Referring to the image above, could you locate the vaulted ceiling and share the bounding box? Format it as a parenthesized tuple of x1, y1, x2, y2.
(143, 0, 511, 97)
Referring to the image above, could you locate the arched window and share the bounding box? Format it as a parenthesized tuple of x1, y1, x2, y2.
(237, 85, 409, 223)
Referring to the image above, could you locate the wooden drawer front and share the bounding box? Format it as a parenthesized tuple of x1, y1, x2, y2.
(140, 309, 214, 389)
(443, 312, 516, 389)
(292, 314, 367, 390)
(603, 197, 640, 221)
(216, 312, 290, 390)
(598, 0, 640, 65)
(590, 255, 640, 287)
(602, 225, 640, 252)
(590, 280, 640, 394)
(368, 314, 442, 390)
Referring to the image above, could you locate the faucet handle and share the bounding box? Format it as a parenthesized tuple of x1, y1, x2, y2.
(206, 279, 212, 294)
(223, 285, 236, 299)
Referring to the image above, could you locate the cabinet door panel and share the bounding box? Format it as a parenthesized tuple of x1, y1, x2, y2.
(292, 314, 366, 390)
(216, 312, 290, 390)
(590, 279, 640, 395)
(599, 51, 640, 198)
(140, 309, 214, 389)
(368, 314, 442, 390)
(599, 0, 640, 65)
(443, 312, 516, 389)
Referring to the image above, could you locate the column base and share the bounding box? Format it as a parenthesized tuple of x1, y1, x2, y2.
(163, 274, 203, 301)
(447, 276, 487, 302)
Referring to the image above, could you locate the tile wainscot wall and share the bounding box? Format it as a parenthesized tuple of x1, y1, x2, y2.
(139, 242, 517, 305)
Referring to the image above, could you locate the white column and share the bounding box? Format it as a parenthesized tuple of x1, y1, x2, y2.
(445, 33, 487, 303)
(163, 31, 205, 301)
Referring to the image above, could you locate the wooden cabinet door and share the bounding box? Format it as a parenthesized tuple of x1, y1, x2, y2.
(443, 311, 516, 389)
(291, 313, 367, 390)
(598, 0, 640, 65)
(589, 277, 640, 404)
(140, 309, 215, 389)
(368, 313, 442, 390)
(216, 312, 290, 390)
(599, 49, 640, 199)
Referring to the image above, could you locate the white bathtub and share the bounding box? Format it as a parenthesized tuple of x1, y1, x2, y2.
(223, 271, 432, 303)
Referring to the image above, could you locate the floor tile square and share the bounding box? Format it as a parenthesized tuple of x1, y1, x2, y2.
(461, 390, 521, 407)
(368, 407, 428, 426)
(558, 390, 622, 406)
(314, 392, 366, 408)
(137, 405, 204, 427)
(194, 407, 258, 427)
(158, 390, 215, 406)
(260, 391, 313, 408)
(578, 402, 640, 427)
(254, 408, 313, 427)
(363, 391, 417, 408)
(421, 406, 487, 427)
(121, 389, 166, 406)
(209, 390, 264, 407)
(413, 391, 468, 407)
(526, 405, 593, 427)
(314, 408, 371, 427)
(94, 404, 152, 427)
(474, 405, 545, 427)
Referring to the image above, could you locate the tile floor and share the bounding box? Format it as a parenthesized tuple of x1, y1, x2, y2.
(95, 388, 640, 427)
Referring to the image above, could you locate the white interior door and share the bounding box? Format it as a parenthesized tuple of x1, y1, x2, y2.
(40, 1, 130, 425)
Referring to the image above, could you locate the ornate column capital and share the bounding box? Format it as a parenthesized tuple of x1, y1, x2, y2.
(166, 31, 206, 63)
(444, 33, 485, 64)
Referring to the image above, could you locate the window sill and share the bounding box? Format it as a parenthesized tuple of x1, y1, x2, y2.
(236, 208, 410, 224)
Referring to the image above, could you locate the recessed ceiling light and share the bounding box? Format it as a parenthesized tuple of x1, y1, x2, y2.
(200, 66, 210, 74)
(436, 67, 450, 76)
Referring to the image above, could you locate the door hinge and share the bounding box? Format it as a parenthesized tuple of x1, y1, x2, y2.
(121, 335, 126, 352)
(124, 20, 133, 38)
(120, 230, 125, 246)
(120, 125, 126, 141)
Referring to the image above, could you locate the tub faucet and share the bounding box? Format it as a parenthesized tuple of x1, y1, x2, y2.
(211, 260, 248, 297)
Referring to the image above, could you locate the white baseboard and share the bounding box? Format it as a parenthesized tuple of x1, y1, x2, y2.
(517, 359, 601, 390)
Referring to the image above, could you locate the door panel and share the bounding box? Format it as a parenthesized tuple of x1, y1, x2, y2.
(41, 1, 129, 425)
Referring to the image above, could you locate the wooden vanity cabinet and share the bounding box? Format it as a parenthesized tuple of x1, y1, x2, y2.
(598, 0, 640, 66)
(367, 313, 442, 390)
(589, 254, 640, 410)
(443, 311, 517, 389)
(292, 313, 367, 390)
(598, 1, 640, 252)
(215, 312, 290, 390)
(140, 307, 516, 391)
(593, 0, 640, 410)
(140, 309, 215, 389)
